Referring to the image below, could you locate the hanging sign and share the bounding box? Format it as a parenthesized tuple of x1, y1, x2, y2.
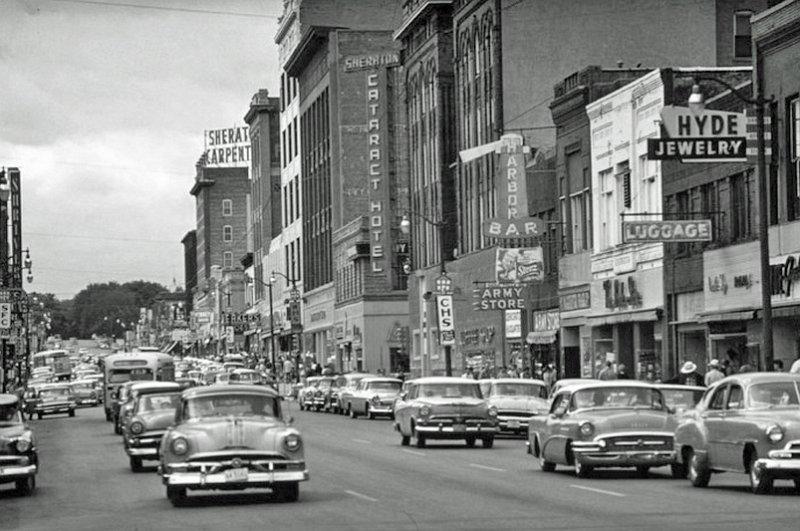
(647, 106, 746, 163)
(622, 220, 712, 243)
(436, 295, 456, 346)
(495, 247, 544, 283)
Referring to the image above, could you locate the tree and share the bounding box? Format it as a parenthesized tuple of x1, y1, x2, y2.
(67, 280, 168, 338)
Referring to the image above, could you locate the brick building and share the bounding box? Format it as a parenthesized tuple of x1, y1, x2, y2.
(181, 229, 197, 314)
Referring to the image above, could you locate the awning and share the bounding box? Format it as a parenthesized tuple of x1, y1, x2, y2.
(586, 309, 659, 327)
(697, 310, 754, 323)
(526, 330, 558, 345)
(755, 305, 800, 319)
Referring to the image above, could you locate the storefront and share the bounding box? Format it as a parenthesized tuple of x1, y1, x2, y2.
(527, 309, 559, 374)
(558, 285, 591, 378)
(302, 285, 335, 366)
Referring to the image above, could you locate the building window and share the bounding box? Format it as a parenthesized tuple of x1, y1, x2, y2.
(598, 168, 615, 250)
(788, 96, 800, 221)
(223, 252, 233, 269)
(222, 225, 233, 243)
(734, 11, 753, 59)
(222, 199, 232, 216)
(616, 161, 631, 209)
(731, 170, 754, 242)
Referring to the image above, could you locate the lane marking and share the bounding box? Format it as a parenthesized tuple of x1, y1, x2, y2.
(469, 463, 506, 472)
(345, 490, 378, 502)
(570, 484, 626, 497)
(351, 438, 371, 444)
(401, 449, 426, 456)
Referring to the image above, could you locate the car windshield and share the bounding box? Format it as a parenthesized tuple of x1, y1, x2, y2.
(184, 393, 279, 419)
(71, 383, 93, 392)
(661, 388, 704, 409)
(235, 372, 259, 382)
(417, 383, 481, 399)
(40, 388, 70, 399)
(137, 393, 180, 413)
(367, 382, 401, 392)
(109, 368, 153, 383)
(0, 404, 21, 425)
(748, 382, 800, 409)
(572, 386, 664, 411)
(318, 380, 332, 390)
(490, 383, 547, 398)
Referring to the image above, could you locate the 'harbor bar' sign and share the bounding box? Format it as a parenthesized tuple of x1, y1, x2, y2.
(622, 220, 712, 243)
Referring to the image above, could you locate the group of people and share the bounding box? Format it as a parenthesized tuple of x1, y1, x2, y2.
(460, 362, 559, 388)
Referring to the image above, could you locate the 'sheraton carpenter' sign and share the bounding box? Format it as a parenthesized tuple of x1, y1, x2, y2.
(622, 220, 712, 243)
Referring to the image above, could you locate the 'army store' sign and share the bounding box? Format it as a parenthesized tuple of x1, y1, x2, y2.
(472, 284, 528, 311)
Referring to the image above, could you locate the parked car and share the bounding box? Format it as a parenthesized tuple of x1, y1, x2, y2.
(33, 383, 76, 419)
(335, 373, 373, 415)
(112, 381, 138, 434)
(0, 394, 37, 495)
(674, 373, 800, 493)
(309, 376, 336, 412)
(70, 379, 100, 407)
(394, 377, 499, 448)
(482, 378, 549, 436)
(298, 376, 323, 411)
(158, 384, 308, 506)
(656, 384, 706, 414)
(229, 368, 263, 385)
(124, 382, 182, 472)
(345, 377, 403, 419)
(528, 381, 679, 478)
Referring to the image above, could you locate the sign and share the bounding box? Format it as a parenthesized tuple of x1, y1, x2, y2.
(203, 126, 251, 167)
(496, 247, 543, 283)
(647, 105, 747, 163)
(0, 303, 11, 328)
(434, 274, 453, 295)
(343, 52, 400, 72)
(225, 326, 235, 343)
(483, 217, 545, 239)
(365, 70, 391, 275)
(472, 284, 527, 311)
(504, 309, 522, 339)
(622, 220, 712, 243)
(533, 310, 560, 332)
(703, 241, 760, 312)
(603, 277, 643, 309)
(436, 295, 455, 346)
(560, 289, 591, 312)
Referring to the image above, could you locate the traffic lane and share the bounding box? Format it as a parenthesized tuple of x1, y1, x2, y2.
(293, 406, 800, 529)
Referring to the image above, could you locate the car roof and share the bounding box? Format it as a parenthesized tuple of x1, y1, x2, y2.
(715, 372, 800, 386)
(182, 384, 279, 399)
(413, 377, 480, 385)
(132, 382, 182, 394)
(486, 378, 547, 385)
(656, 384, 706, 392)
(361, 377, 402, 384)
(0, 394, 19, 406)
(560, 380, 661, 393)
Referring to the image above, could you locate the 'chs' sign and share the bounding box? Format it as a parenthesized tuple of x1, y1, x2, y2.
(622, 220, 712, 243)
(647, 106, 746, 163)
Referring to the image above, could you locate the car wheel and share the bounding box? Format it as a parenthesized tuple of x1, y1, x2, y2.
(166, 485, 186, 507)
(749, 452, 773, 495)
(349, 405, 358, 419)
(130, 456, 143, 472)
(636, 466, 650, 478)
(273, 481, 299, 502)
(15, 475, 35, 496)
(465, 436, 476, 448)
(574, 458, 592, 478)
(538, 452, 556, 472)
(671, 462, 688, 479)
(687, 450, 711, 488)
(69, 409, 75, 418)
(400, 433, 410, 446)
(481, 436, 494, 449)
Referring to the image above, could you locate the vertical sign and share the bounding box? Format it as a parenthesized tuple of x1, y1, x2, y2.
(8, 169, 21, 288)
(504, 309, 522, 339)
(436, 295, 455, 346)
(366, 68, 391, 276)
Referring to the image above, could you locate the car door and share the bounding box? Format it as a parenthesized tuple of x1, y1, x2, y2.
(702, 384, 729, 466)
(717, 384, 746, 470)
(541, 392, 569, 463)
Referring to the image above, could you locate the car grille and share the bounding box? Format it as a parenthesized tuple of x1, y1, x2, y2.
(603, 435, 673, 451)
(180, 453, 304, 473)
(497, 410, 534, 419)
(425, 416, 493, 426)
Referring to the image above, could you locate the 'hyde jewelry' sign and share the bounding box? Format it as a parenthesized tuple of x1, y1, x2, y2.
(647, 106, 746, 163)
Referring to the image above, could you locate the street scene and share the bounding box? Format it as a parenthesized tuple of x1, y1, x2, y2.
(4, 0, 800, 529)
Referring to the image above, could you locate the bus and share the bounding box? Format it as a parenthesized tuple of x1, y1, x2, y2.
(31, 350, 72, 381)
(99, 352, 175, 421)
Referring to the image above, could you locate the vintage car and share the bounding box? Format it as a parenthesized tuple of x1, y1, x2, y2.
(229, 368, 263, 385)
(549, 378, 598, 398)
(528, 381, 679, 478)
(345, 377, 403, 419)
(308, 376, 336, 412)
(483, 378, 549, 436)
(674, 373, 800, 493)
(298, 376, 323, 411)
(124, 382, 182, 472)
(158, 384, 308, 506)
(113, 381, 139, 434)
(0, 394, 37, 495)
(394, 377, 499, 448)
(34, 383, 76, 419)
(335, 373, 374, 414)
(70, 379, 100, 407)
(656, 384, 706, 414)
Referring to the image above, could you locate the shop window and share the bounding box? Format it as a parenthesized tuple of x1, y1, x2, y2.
(733, 11, 753, 59)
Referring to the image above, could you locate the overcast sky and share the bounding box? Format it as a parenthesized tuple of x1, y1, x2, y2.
(0, 0, 281, 299)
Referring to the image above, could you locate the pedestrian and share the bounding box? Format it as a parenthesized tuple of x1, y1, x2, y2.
(739, 364, 753, 374)
(790, 352, 800, 374)
(704, 359, 725, 386)
(461, 366, 475, 379)
(542, 362, 557, 388)
(598, 361, 617, 381)
(773, 360, 785, 372)
(678, 361, 704, 386)
(616, 363, 631, 379)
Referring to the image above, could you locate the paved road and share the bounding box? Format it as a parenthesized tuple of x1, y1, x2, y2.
(3, 402, 800, 530)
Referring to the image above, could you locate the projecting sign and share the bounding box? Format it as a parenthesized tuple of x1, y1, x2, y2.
(622, 220, 712, 243)
(0, 303, 10, 329)
(495, 247, 544, 283)
(203, 126, 251, 167)
(505, 309, 522, 339)
(647, 105, 747, 163)
(472, 284, 527, 311)
(436, 295, 456, 346)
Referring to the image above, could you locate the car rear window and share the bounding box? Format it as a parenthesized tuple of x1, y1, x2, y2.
(748, 382, 800, 409)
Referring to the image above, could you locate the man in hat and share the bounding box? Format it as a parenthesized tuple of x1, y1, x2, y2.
(704, 359, 725, 386)
(598, 361, 617, 381)
(678, 361, 704, 387)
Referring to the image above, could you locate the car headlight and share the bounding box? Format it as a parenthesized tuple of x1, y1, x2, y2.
(371, 395, 381, 405)
(284, 433, 302, 452)
(766, 424, 784, 443)
(129, 421, 144, 435)
(419, 405, 431, 417)
(171, 437, 189, 455)
(487, 406, 498, 417)
(579, 422, 594, 437)
(15, 436, 31, 453)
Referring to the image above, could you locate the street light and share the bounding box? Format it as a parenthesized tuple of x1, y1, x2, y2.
(689, 76, 773, 370)
(271, 270, 301, 382)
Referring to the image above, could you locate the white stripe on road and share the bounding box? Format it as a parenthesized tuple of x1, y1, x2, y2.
(345, 490, 378, 502)
(570, 484, 626, 497)
(469, 463, 506, 472)
(401, 449, 426, 457)
(351, 438, 371, 444)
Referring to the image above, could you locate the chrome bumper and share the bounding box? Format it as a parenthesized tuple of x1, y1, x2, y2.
(0, 464, 37, 479)
(415, 425, 499, 436)
(572, 444, 675, 466)
(368, 406, 393, 415)
(164, 469, 308, 486)
(497, 417, 530, 431)
(36, 405, 72, 414)
(127, 447, 159, 457)
(756, 454, 800, 477)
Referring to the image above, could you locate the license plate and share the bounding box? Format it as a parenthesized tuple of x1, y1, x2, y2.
(508, 420, 521, 429)
(224, 467, 248, 482)
(452, 424, 466, 431)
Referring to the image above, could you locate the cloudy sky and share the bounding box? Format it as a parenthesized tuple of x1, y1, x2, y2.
(0, 0, 281, 299)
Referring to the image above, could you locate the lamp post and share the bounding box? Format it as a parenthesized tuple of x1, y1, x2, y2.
(400, 211, 452, 377)
(688, 77, 773, 370)
(271, 270, 301, 382)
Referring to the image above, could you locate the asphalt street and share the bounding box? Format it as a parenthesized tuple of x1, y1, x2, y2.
(3, 400, 800, 531)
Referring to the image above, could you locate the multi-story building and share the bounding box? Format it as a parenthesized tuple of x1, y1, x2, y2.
(181, 229, 197, 313)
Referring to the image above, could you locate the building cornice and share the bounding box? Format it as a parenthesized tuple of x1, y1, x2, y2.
(285, 25, 341, 77)
(394, 0, 452, 40)
(189, 178, 214, 196)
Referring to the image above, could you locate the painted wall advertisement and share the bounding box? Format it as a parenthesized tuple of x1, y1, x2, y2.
(504, 309, 522, 339)
(591, 266, 663, 315)
(495, 247, 544, 283)
(703, 241, 760, 313)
